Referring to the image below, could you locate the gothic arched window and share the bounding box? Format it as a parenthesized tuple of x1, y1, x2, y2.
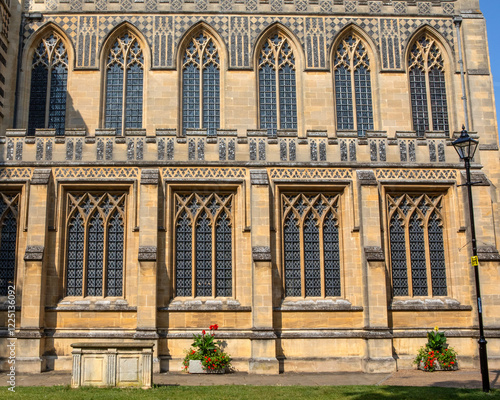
(65, 193, 126, 297)
(28, 34, 68, 136)
(408, 34, 449, 136)
(258, 33, 297, 136)
(0, 193, 19, 296)
(387, 194, 447, 297)
(333, 34, 373, 137)
(104, 32, 144, 135)
(281, 193, 341, 298)
(174, 192, 233, 297)
(182, 32, 220, 135)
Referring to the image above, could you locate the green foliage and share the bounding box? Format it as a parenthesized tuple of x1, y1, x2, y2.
(182, 323, 232, 372)
(427, 329, 448, 351)
(414, 327, 458, 372)
(201, 348, 232, 371)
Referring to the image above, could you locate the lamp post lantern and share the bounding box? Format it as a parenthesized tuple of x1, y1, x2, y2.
(452, 126, 490, 393)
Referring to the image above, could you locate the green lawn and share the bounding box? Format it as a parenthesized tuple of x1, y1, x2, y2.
(2, 386, 500, 399)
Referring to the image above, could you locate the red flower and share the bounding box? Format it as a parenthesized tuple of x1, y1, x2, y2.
(214, 349, 217, 353)
(214, 324, 219, 330)
(451, 362, 454, 364)
(202, 330, 206, 335)
(208, 358, 211, 362)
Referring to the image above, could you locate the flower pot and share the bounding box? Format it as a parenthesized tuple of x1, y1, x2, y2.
(188, 359, 226, 374)
(419, 359, 458, 371)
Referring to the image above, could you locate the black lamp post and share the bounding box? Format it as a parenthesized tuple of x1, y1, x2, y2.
(452, 126, 490, 393)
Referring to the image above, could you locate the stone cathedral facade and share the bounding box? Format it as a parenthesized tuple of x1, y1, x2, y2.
(0, 0, 499, 374)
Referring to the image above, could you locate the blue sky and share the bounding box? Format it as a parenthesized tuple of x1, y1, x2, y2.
(481, 1, 500, 133)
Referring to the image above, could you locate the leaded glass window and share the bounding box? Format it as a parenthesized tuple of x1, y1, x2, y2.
(182, 33, 220, 135)
(28, 34, 68, 136)
(174, 192, 233, 297)
(0, 193, 19, 296)
(333, 34, 373, 137)
(105, 33, 144, 135)
(65, 193, 126, 297)
(258, 33, 297, 136)
(282, 193, 341, 298)
(408, 34, 449, 136)
(387, 194, 447, 297)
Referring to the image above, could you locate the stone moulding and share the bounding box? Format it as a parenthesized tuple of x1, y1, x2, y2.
(24, 245, 44, 261)
(71, 342, 154, 388)
(252, 246, 272, 262)
(138, 246, 157, 261)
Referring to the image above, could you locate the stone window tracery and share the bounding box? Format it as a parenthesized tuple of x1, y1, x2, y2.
(333, 34, 374, 137)
(104, 32, 144, 135)
(408, 34, 449, 136)
(281, 193, 341, 298)
(387, 193, 447, 297)
(182, 32, 220, 135)
(0, 193, 19, 296)
(174, 192, 233, 297)
(65, 192, 126, 297)
(28, 33, 68, 136)
(258, 33, 297, 136)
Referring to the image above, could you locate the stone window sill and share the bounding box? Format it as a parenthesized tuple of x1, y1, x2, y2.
(389, 298, 472, 311)
(159, 299, 250, 312)
(275, 299, 363, 312)
(47, 299, 136, 311)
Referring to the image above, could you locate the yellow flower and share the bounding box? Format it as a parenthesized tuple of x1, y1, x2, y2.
(434, 326, 439, 332)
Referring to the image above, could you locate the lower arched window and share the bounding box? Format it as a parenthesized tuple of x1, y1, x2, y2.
(65, 192, 126, 297)
(387, 193, 447, 297)
(282, 193, 341, 298)
(174, 192, 233, 297)
(28, 34, 68, 136)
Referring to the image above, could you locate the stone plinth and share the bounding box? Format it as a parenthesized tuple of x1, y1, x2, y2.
(71, 342, 154, 388)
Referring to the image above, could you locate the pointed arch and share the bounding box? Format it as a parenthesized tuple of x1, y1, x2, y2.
(100, 23, 149, 135)
(254, 24, 303, 136)
(330, 25, 379, 136)
(177, 22, 227, 136)
(405, 26, 454, 136)
(22, 24, 74, 136)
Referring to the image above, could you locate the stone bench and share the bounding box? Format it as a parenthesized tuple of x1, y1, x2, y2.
(71, 342, 154, 388)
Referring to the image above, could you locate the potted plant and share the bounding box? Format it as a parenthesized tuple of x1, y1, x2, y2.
(182, 324, 232, 373)
(414, 326, 458, 371)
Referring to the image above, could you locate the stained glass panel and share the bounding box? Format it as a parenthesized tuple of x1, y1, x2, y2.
(106, 211, 124, 297)
(304, 212, 321, 297)
(67, 214, 84, 296)
(215, 211, 232, 297)
(0, 210, 17, 296)
(428, 212, 447, 296)
(176, 211, 192, 296)
(195, 211, 212, 297)
(284, 213, 301, 296)
(87, 213, 104, 296)
(323, 211, 341, 297)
